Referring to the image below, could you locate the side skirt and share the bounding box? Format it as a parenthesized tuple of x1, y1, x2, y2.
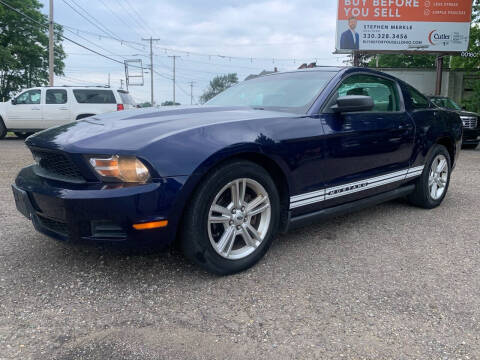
(287, 184, 415, 231)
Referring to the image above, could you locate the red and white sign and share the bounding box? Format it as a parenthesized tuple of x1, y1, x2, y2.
(336, 0, 473, 53)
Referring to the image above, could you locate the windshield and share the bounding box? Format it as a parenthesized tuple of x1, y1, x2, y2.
(206, 71, 337, 113)
(430, 97, 461, 110)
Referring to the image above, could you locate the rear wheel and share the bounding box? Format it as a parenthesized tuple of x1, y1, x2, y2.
(181, 160, 280, 275)
(407, 144, 451, 209)
(0, 118, 6, 139)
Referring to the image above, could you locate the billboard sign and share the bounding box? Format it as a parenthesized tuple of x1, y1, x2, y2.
(336, 0, 473, 53)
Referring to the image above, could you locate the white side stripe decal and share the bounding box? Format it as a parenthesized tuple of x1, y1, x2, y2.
(290, 165, 425, 209)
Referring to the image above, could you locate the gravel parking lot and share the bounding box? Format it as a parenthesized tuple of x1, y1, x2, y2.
(1, 138, 479, 359)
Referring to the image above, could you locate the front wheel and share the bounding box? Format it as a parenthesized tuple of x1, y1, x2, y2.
(180, 160, 280, 275)
(407, 144, 451, 209)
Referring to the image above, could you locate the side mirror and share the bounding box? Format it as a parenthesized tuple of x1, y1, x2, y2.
(11, 98, 16, 105)
(331, 95, 374, 113)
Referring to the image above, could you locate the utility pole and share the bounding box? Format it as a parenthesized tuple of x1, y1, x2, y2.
(353, 51, 360, 67)
(142, 37, 160, 106)
(189, 81, 195, 105)
(435, 55, 444, 96)
(48, 0, 54, 86)
(168, 55, 180, 103)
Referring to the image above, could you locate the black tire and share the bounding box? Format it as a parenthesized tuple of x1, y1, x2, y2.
(407, 144, 451, 209)
(0, 118, 6, 139)
(462, 143, 478, 150)
(76, 114, 95, 120)
(180, 160, 280, 275)
(14, 131, 34, 139)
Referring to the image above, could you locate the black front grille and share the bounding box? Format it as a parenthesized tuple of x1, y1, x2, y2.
(31, 149, 85, 182)
(37, 215, 68, 236)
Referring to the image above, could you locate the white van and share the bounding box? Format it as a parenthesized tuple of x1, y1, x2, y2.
(0, 86, 136, 138)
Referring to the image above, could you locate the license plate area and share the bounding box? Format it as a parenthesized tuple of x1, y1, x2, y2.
(12, 185, 34, 220)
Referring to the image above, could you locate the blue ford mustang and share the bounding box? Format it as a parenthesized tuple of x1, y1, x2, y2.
(12, 67, 462, 274)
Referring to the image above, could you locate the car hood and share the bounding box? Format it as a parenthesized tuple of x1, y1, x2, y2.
(26, 105, 297, 152)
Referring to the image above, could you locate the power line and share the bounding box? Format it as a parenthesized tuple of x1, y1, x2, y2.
(61, 0, 146, 54)
(97, 0, 145, 40)
(62, 24, 129, 58)
(18, 2, 345, 65)
(119, 0, 153, 35)
(61, 0, 121, 42)
(0, 0, 140, 68)
(57, 75, 106, 85)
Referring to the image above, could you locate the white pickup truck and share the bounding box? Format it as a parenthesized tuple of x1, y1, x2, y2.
(0, 86, 136, 139)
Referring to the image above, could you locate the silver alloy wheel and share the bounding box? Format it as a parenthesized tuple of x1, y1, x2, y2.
(208, 178, 271, 260)
(428, 154, 448, 200)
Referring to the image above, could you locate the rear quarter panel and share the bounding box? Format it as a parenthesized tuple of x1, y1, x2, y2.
(399, 82, 463, 168)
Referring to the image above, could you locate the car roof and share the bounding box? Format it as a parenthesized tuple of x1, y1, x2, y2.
(256, 66, 403, 82)
(25, 86, 128, 92)
(257, 66, 345, 78)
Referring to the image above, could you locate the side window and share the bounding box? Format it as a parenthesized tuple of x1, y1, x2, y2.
(46, 89, 67, 104)
(73, 90, 116, 104)
(15, 90, 41, 105)
(332, 74, 400, 112)
(408, 86, 430, 109)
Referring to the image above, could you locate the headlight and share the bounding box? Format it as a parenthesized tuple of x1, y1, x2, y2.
(88, 155, 151, 183)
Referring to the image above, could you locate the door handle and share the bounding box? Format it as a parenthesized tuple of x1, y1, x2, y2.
(31, 107, 41, 110)
(58, 107, 68, 110)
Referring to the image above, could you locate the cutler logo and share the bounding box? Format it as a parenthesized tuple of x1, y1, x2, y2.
(428, 30, 450, 45)
(326, 182, 368, 196)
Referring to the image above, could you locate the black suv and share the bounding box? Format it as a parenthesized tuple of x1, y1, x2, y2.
(429, 96, 480, 149)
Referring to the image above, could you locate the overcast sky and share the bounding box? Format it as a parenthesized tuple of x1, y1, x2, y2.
(38, 0, 348, 105)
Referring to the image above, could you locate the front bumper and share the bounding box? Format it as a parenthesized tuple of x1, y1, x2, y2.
(463, 127, 480, 145)
(13, 165, 187, 245)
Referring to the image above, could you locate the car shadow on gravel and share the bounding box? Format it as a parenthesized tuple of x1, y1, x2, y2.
(18, 197, 414, 283)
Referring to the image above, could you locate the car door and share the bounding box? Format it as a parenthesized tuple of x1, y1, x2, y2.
(6, 89, 43, 129)
(318, 73, 415, 208)
(43, 89, 71, 128)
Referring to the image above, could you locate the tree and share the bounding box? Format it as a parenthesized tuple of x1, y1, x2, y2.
(367, 54, 439, 68)
(450, 0, 480, 70)
(0, 0, 66, 100)
(161, 100, 180, 106)
(450, 0, 480, 112)
(199, 73, 238, 104)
